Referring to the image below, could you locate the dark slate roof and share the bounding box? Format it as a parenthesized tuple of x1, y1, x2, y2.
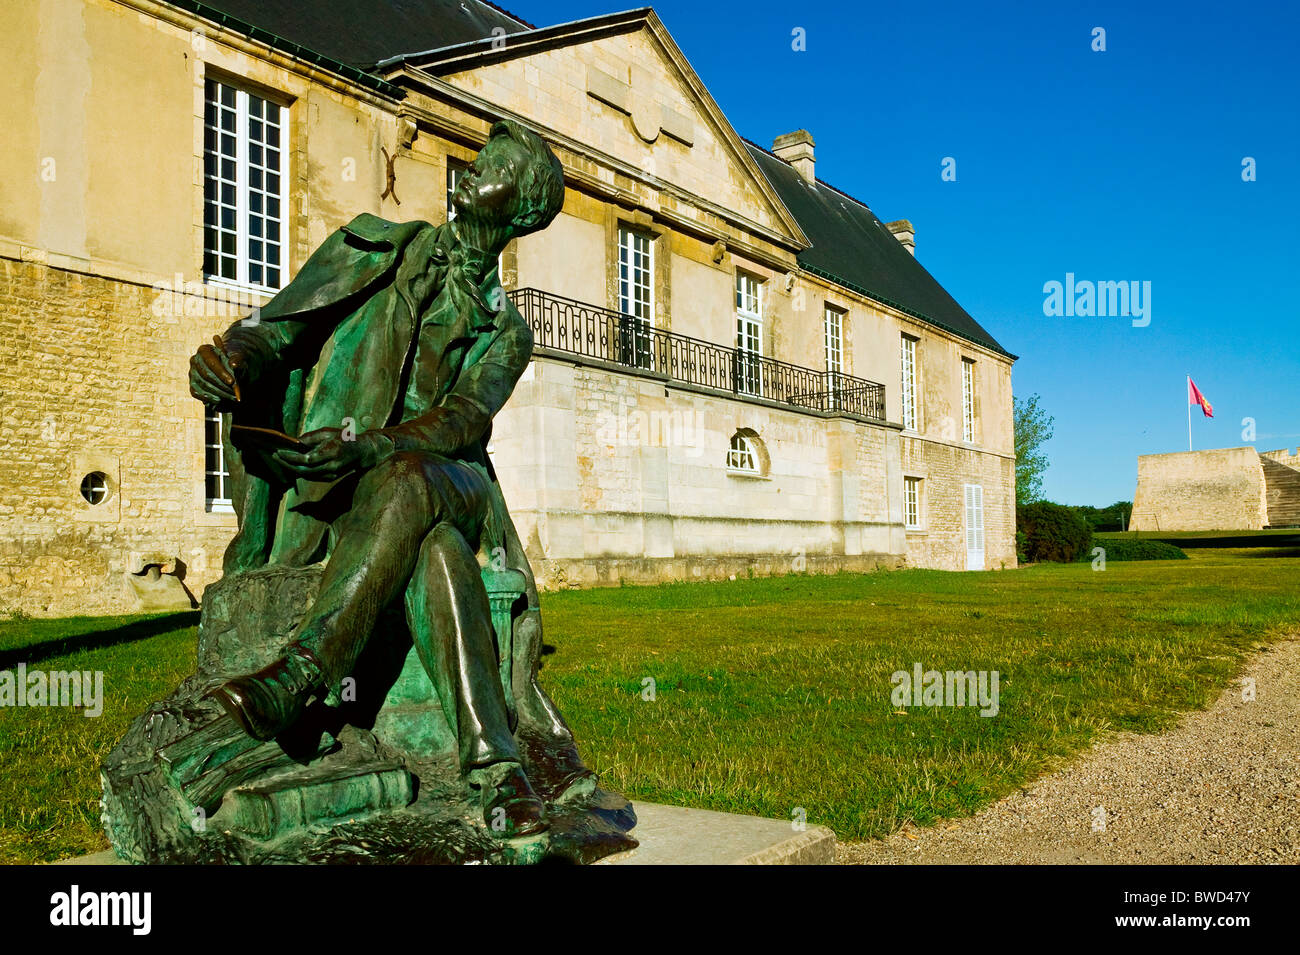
(744, 142, 1013, 358)
(181, 0, 531, 71)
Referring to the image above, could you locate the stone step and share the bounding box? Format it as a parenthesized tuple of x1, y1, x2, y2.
(1261, 457, 1300, 527)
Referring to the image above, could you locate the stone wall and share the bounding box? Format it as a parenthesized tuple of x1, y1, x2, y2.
(1130, 447, 1268, 532)
(1262, 448, 1300, 469)
(899, 435, 1017, 571)
(0, 256, 237, 614)
(490, 354, 1014, 584)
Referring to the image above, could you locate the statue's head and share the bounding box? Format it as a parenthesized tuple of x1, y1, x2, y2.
(451, 120, 565, 240)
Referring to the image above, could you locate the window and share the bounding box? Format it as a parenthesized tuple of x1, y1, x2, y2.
(824, 306, 843, 375)
(735, 272, 762, 396)
(904, 476, 922, 529)
(618, 227, 654, 369)
(79, 472, 109, 506)
(727, 432, 758, 472)
(205, 408, 233, 512)
(900, 333, 919, 431)
(824, 305, 844, 409)
(204, 77, 286, 290)
(962, 358, 976, 442)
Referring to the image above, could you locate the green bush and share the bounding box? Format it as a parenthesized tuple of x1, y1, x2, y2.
(1083, 538, 1188, 562)
(1064, 501, 1133, 533)
(1017, 502, 1092, 563)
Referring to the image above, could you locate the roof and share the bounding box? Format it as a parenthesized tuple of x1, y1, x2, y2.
(744, 141, 1014, 359)
(183, 0, 532, 71)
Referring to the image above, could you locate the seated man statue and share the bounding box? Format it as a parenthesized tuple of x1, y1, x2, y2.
(188, 119, 568, 839)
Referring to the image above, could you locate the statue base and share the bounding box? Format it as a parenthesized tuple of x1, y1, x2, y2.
(100, 565, 637, 864)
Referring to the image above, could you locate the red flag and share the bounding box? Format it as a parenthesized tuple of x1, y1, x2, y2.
(1188, 378, 1213, 418)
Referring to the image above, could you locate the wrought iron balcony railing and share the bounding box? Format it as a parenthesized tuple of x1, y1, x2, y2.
(514, 287, 887, 421)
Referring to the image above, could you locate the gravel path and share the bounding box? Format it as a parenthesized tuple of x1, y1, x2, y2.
(839, 635, 1300, 864)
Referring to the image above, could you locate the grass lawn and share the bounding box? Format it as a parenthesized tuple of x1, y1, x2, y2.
(2, 555, 1298, 863)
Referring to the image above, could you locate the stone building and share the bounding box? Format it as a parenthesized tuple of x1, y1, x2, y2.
(1131, 447, 1300, 531)
(1, 0, 1017, 616)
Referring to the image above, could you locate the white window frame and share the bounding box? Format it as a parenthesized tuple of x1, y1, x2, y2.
(824, 305, 844, 376)
(900, 333, 919, 431)
(205, 408, 233, 513)
(904, 476, 922, 530)
(735, 271, 763, 396)
(203, 75, 288, 294)
(824, 304, 844, 410)
(618, 227, 654, 369)
(962, 357, 976, 443)
(619, 227, 654, 320)
(727, 432, 759, 473)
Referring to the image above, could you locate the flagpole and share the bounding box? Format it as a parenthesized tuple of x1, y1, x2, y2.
(1187, 376, 1192, 451)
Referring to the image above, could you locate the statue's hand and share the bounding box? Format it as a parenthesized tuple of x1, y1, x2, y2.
(272, 428, 388, 481)
(189, 335, 247, 410)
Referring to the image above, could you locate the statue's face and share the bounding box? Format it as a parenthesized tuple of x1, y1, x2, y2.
(451, 137, 527, 228)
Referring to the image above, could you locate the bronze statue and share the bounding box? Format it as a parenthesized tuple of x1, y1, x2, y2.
(101, 121, 636, 864)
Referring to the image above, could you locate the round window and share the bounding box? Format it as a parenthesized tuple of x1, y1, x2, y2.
(80, 472, 110, 505)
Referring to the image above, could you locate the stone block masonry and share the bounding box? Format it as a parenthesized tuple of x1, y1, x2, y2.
(0, 256, 236, 614)
(1130, 447, 1268, 532)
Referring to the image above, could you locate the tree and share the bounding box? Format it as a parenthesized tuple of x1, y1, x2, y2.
(1014, 394, 1054, 506)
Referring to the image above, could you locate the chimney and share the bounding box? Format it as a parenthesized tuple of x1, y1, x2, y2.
(772, 130, 815, 183)
(885, 219, 915, 256)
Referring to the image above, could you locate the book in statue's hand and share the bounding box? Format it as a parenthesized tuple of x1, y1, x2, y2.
(229, 425, 310, 454)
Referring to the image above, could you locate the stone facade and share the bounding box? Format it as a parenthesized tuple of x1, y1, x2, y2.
(1130, 448, 1269, 531)
(0, 257, 238, 614)
(491, 356, 911, 587)
(2, 1, 1017, 615)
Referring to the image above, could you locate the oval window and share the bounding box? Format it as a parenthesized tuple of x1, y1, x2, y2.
(80, 472, 110, 505)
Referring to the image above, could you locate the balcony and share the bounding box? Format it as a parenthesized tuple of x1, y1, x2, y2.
(514, 288, 887, 422)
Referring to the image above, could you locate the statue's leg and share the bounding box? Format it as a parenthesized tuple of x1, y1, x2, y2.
(402, 508, 548, 835)
(404, 524, 517, 768)
(210, 452, 480, 739)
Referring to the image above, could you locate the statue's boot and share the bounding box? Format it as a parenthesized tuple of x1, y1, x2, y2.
(208, 647, 325, 741)
(473, 761, 549, 838)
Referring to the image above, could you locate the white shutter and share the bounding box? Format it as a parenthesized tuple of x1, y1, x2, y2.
(964, 484, 984, 570)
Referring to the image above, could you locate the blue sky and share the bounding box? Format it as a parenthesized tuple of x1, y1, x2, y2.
(508, 0, 1300, 506)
